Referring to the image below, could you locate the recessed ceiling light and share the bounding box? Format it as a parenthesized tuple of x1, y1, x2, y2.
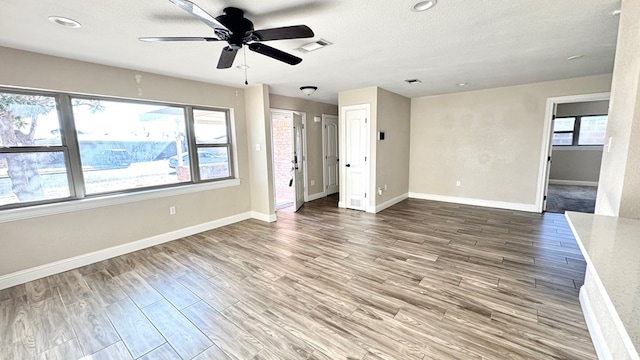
(567, 55, 584, 61)
(411, 0, 437, 12)
(405, 79, 422, 84)
(457, 82, 468, 87)
(48, 16, 81, 28)
(612, 9, 621, 16)
(236, 64, 249, 70)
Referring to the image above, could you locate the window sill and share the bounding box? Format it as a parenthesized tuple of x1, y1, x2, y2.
(552, 145, 604, 151)
(0, 178, 242, 223)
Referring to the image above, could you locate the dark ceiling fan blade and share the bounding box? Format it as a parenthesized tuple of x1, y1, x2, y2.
(250, 25, 314, 41)
(168, 0, 229, 34)
(248, 43, 302, 65)
(217, 46, 239, 69)
(139, 36, 221, 42)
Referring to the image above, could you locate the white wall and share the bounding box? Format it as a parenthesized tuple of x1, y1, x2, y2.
(409, 74, 612, 211)
(595, 0, 640, 219)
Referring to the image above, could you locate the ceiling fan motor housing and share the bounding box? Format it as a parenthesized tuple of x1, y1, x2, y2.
(216, 7, 254, 47)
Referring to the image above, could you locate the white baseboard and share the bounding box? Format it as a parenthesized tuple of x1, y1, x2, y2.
(0, 211, 252, 290)
(307, 191, 326, 202)
(338, 200, 345, 208)
(580, 286, 613, 360)
(251, 211, 277, 222)
(549, 179, 599, 187)
(371, 193, 409, 213)
(408, 192, 538, 212)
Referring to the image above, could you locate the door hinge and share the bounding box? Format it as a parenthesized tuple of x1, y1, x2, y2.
(365, 193, 367, 198)
(544, 195, 547, 200)
(365, 156, 367, 161)
(548, 156, 551, 161)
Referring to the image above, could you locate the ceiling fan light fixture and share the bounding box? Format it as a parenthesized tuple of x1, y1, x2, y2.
(48, 16, 81, 28)
(300, 86, 318, 96)
(411, 0, 437, 12)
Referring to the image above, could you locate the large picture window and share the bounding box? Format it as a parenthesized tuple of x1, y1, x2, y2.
(0, 89, 235, 209)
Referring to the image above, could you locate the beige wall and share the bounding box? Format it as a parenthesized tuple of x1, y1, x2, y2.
(556, 100, 610, 117)
(549, 148, 603, 183)
(596, 0, 640, 219)
(0, 47, 253, 277)
(269, 94, 338, 196)
(245, 84, 274, 217)
(410, 74, 612, 207)
(375, 88, 411, 204)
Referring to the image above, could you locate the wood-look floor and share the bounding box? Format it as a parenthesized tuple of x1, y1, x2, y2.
(0, 196, 597, 359)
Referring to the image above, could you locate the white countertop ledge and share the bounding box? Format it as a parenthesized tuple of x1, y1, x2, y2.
(565, 211, 640, 355)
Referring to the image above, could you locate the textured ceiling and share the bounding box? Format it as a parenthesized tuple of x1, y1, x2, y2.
(1, 0, 621, 104)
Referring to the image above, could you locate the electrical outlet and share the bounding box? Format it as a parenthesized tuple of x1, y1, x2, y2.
(378, 187, 383, 195)
(311, 180, 315, 186)
(456, 180, 461, 187)
(169, 206, 176, 215)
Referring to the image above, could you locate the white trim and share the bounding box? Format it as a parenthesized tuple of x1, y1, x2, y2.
(338, 200, 345, 208)
(372, 193, 409, 213)
(580, 286, 613, 360)
(0, 178, 242, 223)
(251, 211, 277, 222)
(408, 192, 538, 212)
(300, 112, 310, 202)
(307, 191, 326, 202)
(0, 211, 252, 290)
(548, 179, 599, 187)
(537, 92, 610, 212)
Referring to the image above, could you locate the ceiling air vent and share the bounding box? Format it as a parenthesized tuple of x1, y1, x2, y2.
(297, 39, 332, 53)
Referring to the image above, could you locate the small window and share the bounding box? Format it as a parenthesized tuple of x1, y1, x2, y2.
(0, 92, 73, 206)
(578, 115, 608, 145)
(190, 109, 232, 181)
(552, 115, 607, 146)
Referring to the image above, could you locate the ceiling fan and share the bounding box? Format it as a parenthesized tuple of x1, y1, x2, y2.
(139, 0, 315, 69)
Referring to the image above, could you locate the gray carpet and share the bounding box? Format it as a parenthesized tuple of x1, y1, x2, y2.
(546, 184, 597, 213)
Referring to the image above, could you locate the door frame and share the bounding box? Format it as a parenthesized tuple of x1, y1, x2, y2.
(322, 113, 339, 196)
(536, 92, 610, 212)
(269, 109, 308, 209)
(339, 104, 371, 210)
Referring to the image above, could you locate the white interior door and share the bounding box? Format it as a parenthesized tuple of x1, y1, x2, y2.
(344, 107, 368, 211)
(543, 105, 558, 211)
(323, 114, 339, 195)
(292, 113, 305, 212)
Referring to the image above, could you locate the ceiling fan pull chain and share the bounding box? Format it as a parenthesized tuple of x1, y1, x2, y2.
(243, 46, 249, 85)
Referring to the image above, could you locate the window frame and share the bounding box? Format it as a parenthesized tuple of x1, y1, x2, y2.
(552, 114, 607, 147)
(0, 87, 237, 211)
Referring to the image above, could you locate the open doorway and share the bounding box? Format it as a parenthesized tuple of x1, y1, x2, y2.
(539, 93, 610, 213)
(271, 110, 294, 209)
(271, 110, 306, 212)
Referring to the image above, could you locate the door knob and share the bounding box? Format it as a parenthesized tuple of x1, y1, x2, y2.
(345, 164, 351, 167)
